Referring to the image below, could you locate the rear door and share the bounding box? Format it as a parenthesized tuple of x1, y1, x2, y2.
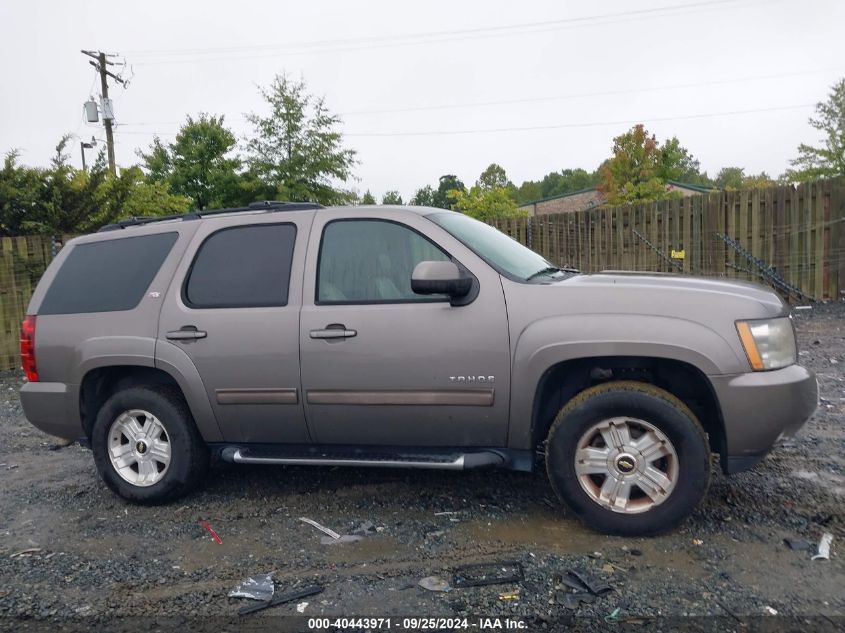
(299, 208, 512, 447)
(158, 213, 314, 443)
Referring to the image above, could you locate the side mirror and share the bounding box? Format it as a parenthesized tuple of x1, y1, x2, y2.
(411, 261, 472, 298)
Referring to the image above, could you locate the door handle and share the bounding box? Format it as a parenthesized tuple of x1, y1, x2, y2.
(166, 326, 207, 341)
(310, 325, 357, 340)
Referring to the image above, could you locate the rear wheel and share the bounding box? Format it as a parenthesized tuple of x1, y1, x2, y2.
(92, 386, 209, 504)
(545, 381, 710, 535)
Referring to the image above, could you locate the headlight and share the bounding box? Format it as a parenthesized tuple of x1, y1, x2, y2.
(736, 317, 797, 371)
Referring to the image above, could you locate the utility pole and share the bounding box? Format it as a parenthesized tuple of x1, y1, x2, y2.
(81, 50, 129, 176)
(97, 51, 116, 175)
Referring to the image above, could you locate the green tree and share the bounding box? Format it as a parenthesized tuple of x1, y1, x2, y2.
(476, 163, 512, 190)
(741, 172, 776, 188)
(715, 166, 745, 190)
(432, 174, 465, 209)
(0, 151, 44, 236)
(715, 167, 775, 190)
(449, 186, 525, 221)
(246, 74, 357, 204)
(599, 125, 686, 205)
(786, 79, 845, 181)
(360, 190, 376, 205)
(515, 168, 599, 204)
(514, 180, 543, 203)
(2, 136, 189, 236)
(139, 114, 241, 210)
(657, 137, 706, 183)
(409, 185, 436, 206)
(381, 190, 403, 205)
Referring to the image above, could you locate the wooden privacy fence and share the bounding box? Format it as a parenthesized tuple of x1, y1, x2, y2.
(0, 179, 844, 371)
(492, 179, 845, 302)
(0, 235, 58, 371)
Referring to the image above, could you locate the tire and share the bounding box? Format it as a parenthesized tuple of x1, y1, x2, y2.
(545, 380, 710, 536)
(92, 385, 209, 504)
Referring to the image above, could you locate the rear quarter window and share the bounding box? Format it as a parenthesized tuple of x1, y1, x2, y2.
(38, 232, 178, 315)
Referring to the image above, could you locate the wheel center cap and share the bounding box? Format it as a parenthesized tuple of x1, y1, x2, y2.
(136, 441, 147, 454)
(615, 453, 637, 474)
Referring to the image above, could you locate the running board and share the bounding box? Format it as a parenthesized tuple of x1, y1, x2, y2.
(219, 446, 506, 470)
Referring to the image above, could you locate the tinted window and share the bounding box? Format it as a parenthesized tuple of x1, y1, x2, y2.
(39, 232, 178, 315)
(185, 224, 296, 308)
(318, 220, 450, 303)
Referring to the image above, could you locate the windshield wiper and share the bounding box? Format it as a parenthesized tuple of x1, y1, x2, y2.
(526, 265, 580, 281)
(526, 266, 563, 281)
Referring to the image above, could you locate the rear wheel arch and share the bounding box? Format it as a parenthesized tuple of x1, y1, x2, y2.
(79, 365, 186, 440)
(531, 356, 727, 466)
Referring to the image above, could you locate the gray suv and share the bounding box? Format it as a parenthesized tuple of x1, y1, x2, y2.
(19, 202, 818, 535)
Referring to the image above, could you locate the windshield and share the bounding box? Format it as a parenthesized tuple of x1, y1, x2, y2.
(428, 212, 557, 281)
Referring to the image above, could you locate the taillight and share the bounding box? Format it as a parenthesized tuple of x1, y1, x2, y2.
(20, 315, 38, 382)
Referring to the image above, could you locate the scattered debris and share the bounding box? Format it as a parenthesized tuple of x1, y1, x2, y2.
(299, 517, 341, 540)
(320, 535, 363, 545)
(601, 563, 615, 574)
(811, 532, 833, 561)
(351, 521, 377, 536)
(296, 601, 309, 613)
(558, 591, 596, 609)
(199, 520, 222, 545)
(229, 574, 274, 601)
(10, 548, 43, 558)
(498, 590, 520, 601)
(564, 569, 612, 596)
(425, 530, 446, 539)
(784, 538, 813, 551)
(452, 561, 524, 588)
(238, 585, 323, 616)
(418, 576, 451, 592)
(692, 538, 704, 546)
(605, 607, 621, 623)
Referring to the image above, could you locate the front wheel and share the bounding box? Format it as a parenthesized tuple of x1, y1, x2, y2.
(545, 381, 711, 536)
(92, 386, 209, 504)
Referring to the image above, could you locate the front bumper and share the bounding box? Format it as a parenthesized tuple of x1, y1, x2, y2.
(19, 381, 83, 440)
(709, 364, 817, 474)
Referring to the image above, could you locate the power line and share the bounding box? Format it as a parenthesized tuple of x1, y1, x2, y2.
(115, 103, 814, 139)
(126, 0, 750, 65)
(342, 103, 815, 137)
(115, 64, 838, 131)
(336, 66, 842, 117)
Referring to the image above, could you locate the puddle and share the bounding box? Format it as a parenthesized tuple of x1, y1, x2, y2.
(458, 513, 608, 552)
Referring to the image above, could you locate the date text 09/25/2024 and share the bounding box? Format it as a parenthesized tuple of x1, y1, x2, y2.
(307, 617, 528, 630)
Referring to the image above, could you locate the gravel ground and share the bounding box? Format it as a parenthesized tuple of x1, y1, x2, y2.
(0, 303, 843, 632)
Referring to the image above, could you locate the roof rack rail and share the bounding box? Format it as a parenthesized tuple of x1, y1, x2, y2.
(98, 201, 324, 232)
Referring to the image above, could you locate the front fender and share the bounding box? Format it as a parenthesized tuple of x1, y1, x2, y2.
(507, 314, 745, 449)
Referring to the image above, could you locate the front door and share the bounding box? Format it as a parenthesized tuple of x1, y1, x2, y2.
(158, 215, 312, 444)
(299, 209, 511, 447)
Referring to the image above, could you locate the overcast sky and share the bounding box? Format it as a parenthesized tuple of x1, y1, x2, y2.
(1, 0, 843, 200)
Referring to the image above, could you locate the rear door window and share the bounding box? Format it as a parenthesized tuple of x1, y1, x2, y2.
(184, 223, 296, 308)
(39, 232, 178, 315)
